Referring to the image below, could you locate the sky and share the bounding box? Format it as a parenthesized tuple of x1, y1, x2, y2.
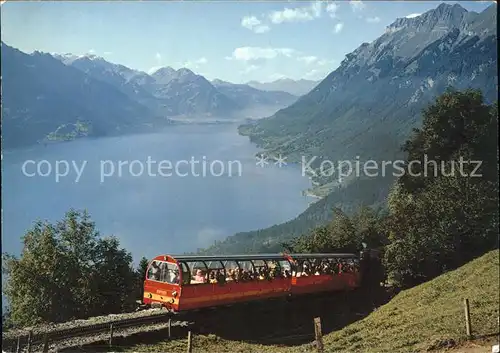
(0, 1, 494, 84)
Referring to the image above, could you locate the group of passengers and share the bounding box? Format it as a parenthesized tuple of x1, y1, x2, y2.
(293, 259, 358, 277)
(190, 259, 358, 284)
(192, 267, 287, 284)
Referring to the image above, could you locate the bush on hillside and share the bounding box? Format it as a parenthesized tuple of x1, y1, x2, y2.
(2, 210, 147, 327)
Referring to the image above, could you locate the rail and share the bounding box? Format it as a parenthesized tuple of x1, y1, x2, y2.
(2, 311, 190, 352)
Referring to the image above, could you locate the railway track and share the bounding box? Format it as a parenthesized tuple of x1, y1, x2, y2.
(3, 287, 389, 352)
(2, 310, 191, 352)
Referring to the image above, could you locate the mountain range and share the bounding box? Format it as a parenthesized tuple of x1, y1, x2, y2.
(1, 44, 157, 149)
(203, 3, 498, 254)
(240, 3, 497, 189)
(1, 46, 298, 149)
(247, 78, 320, 96)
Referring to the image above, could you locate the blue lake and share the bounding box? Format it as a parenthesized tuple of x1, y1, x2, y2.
(2, 123, 312, 263)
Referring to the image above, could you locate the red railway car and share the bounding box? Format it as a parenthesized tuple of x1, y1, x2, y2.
(142, 253, 362, 312)
(287, 253, 361, 295)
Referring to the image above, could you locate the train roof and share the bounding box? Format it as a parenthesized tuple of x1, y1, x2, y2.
(289, 253, 358, 259)
(159, 253, 359, 263)
(167, 254, 285, 262)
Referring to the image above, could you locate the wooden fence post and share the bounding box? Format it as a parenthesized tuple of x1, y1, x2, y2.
(168, 318, 172, 338)
(187, 331, 193, 353)
(109, 323, 114, 348)
(463, 298, 472, 338)
(16, 336, 21, 353)
(42, 333, 49, 353)
(314, 317, 324, 352)
(26, 330, 33, 353)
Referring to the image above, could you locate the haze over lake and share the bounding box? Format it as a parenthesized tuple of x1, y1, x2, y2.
(2, 124, 312, 262)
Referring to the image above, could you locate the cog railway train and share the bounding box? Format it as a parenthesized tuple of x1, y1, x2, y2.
(143, 251, 381, 312)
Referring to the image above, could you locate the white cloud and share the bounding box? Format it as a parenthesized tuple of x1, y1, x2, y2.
(366, 16, 381, 23)
(269, 8, 313, 23)
(155, 52, 162, 62)
(405, 13, 421, 19)
(298, 56, 335, 67)
(88, 49, 96, 54)
(317, 59, 335, 66)
(334, 22, 344, 34)
(269, 1, 323, 24)
(349, 0, 365, 12)
(241, 16, 270, 34)
(310, 1, 322, 18)
(242, 64, 260, 74)
(305, 69, 319, 78)
(298, 56, 318, 65)
(103, 51, 113, 56)
(254, 25, 271, 33)
(183, 57, 208, 69)
(325, 2, 339, 18)
(241, 16, 260, 29)
(229, 47, 297, 61)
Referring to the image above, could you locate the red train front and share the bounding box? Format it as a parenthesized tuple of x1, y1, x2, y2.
(142, 253, 364, 312)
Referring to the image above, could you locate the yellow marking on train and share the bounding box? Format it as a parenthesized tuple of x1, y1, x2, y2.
(144, 291, 179, 305)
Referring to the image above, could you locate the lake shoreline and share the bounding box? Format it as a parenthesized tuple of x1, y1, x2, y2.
(3, 123, 314, 260)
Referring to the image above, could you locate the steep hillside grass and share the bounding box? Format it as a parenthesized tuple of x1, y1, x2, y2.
(123, 250, 499, 353)
(323, 249, 499, 352)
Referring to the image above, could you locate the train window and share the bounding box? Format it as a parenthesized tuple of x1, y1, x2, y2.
(345, 258, 360, 272)
(266, 260, 280, 269)
(147, 260, 161, 281)
(253, 260, 267, 273)
(180, 262, 191, 285)
(308, 258, 321, 275)
(206, 260, 224, 270)
(251, 260, 268, 280)
(237, 260, 254, 272)
(147, 261, 180, 284)
(184, 261, 208, 284)
(327, 258, 341, 274)
(223, 260, 239, 281)
(266, 260, 283, 279)
(252, 259, 266, 268)
(161, 262, 180, 284)
(279, 260, 292, 277)
(234, 260, 256, 281)
(295, 259, 314, 276)
(205, 261, 225, 284)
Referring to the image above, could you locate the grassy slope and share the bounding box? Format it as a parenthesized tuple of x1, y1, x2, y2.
(324, 249, 499, 352)
(125, 250, 499, 353)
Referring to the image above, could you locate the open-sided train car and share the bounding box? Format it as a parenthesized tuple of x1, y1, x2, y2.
(142, 253, 362, 312)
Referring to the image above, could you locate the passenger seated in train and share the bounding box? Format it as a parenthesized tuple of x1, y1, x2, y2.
(216, 269, 226, 284)
(302, 263, 310, 276)
(227, 268, 237, 281)
(269, 266, 279, 279)
(282, 258, 361, 278)
(241, 269, 251, 282)
(256, 268, 265, 280)
(170, 269, 180, 284)
(193, 269, 206, 283)
(209, 271, 217, 283)
(150, 261, 161, 280)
